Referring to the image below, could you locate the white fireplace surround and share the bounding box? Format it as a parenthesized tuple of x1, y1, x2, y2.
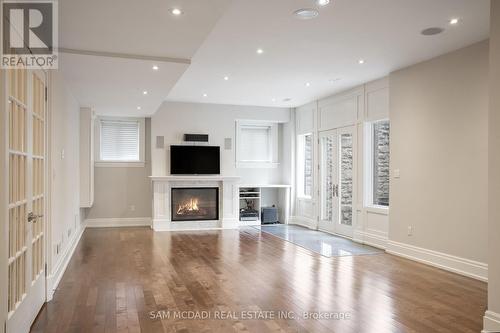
(150, 176, 241, 231)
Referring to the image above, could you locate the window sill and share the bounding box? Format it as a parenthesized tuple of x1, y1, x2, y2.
(95, 161, 145, 168)
(297, 196, 313, 201)
(365, 205, 389, 215)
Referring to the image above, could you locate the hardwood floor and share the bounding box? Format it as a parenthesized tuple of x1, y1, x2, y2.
(31, 227, 487, 333)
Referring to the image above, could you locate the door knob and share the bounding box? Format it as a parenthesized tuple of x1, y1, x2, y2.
(28, 212, 43, 223)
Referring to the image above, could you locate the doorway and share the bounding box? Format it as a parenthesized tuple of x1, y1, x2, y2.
(317, 126, 355, 238)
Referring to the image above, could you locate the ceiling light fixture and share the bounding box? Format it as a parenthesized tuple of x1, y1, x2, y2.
(272, 98, 276, 102)
(143, 90, 148, 95)
(283, 98, 291, 102)
(293, 8, 319, 20)
(449, 18, 459, 25)
(224, 76, 229, 81)
(170, 8, 183, 16)
(152, 65, 159, 71)
(203, 93, 208, 97)
(358, 59, 365, 64)
(256, 48, 264, 54)
(316, 0, 330, 6)
(329, 78, 341, 83)
(305, 82, 311, 87)
(137, 106, 141, 110)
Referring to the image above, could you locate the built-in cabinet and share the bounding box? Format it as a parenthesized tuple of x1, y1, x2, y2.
(79, 107, 95, 208)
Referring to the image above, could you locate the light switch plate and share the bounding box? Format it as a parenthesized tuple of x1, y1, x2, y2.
(394, 169, 401, 178)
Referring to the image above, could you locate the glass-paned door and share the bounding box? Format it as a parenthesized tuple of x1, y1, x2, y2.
(318, 126, 355, 237)
(5, 68, 47, 333)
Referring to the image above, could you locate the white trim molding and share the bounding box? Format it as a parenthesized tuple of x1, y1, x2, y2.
(483, 311, 500, 333)
(288, 216, 317, 229)
(354, 230, 388, 250)
(386, 240, 488, 281)
(46, 225, 85, 301)
(85, 217, 152, 228)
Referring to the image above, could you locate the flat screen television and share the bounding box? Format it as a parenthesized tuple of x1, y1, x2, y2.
(170, 145, 220, 175)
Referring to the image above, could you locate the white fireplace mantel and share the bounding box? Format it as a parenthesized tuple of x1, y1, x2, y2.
(150, 175, 241, 231)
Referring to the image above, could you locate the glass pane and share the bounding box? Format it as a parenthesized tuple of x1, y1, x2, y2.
(340, 134, 353, 226)
(373, 121, 390, 206)
(303, 134, 313, 197)
(321, 135, 335, 221)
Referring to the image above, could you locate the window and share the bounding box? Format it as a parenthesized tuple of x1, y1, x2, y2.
(365, 120, 390, 207)
(236, 121, 278, 167)
(97, 117, 145, 166)
(297, 133, 313, 198)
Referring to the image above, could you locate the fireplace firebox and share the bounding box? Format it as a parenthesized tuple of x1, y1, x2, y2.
(171, 187, 219, 221)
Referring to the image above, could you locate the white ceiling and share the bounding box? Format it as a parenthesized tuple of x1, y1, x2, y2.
(167, 0, 490, 108)
(59, 0, 232, 116)
(59, 0, 490, 115)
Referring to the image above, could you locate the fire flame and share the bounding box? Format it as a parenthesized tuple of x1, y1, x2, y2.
(176, 198, 199, 215)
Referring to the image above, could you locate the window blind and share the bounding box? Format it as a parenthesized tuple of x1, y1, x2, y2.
(100, 120, 140, 161)
(239, 125, 271, 162)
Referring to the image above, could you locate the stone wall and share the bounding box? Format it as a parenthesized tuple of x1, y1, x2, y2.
(373, 121, 390, 206)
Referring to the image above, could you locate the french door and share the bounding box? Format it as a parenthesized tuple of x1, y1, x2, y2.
(5, 68, 47, 333)
(318, 126, 355, 238)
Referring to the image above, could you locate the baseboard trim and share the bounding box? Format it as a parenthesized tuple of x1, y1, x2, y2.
(354, 230, 388, 250)
(288, 216, 317, 229)
(46, 225, 85, 301)
(85, 217, 152, 228)
(483, 311, 500, 333)
(386, 240, 488, 282)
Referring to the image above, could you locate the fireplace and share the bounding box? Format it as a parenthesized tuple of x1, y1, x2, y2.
(171, 187, 219, 221)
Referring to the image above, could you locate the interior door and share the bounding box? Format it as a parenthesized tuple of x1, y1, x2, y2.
(5, 68, 47, 333)
(318, 126, 355, 237)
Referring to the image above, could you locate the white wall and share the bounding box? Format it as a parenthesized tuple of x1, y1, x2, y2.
(485, 1, 500, 330)
(48, 71, 84, 295)
(388, 41, 489, 280)
(292, 79, 390, 249)
(85, 118, 152, 223)
(151, 102, 291, 185)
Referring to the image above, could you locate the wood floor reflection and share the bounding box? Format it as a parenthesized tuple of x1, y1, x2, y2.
(31, 227, 486, 333)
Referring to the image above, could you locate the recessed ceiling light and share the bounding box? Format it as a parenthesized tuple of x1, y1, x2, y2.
(256, 48, 264, 54)
(170, 8, 182, 16)
(152, 65, 159, 71)
(449, 18, 459, 25)
(203, 93, 208, 97)
(316, 0, 330, 6)
(283, 98, 291, 102)
(329, 78, 341, 83)
(271, 98, 276, 102)
(143, 90, 148, 95)
(294, 8, 319, 20)
(305, 82, 311, 87)
(224, 76, 229, 81)
(358, 59, 365, 64)
(137, 106, 141, 110)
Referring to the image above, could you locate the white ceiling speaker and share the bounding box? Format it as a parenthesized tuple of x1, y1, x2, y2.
(293, 8, 319, 20)
(421, 27, 445, 36)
